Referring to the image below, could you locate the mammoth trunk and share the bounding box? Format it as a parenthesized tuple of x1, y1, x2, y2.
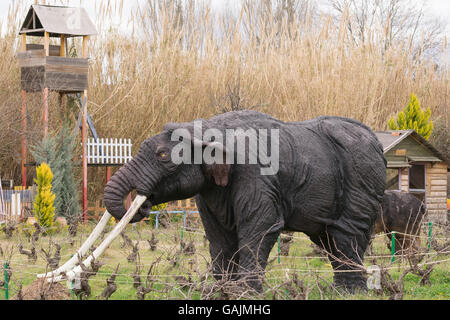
(103, 164, 149, 223)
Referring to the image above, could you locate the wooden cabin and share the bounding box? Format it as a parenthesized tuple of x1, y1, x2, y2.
(17, 5, 97, 93)
(375, 130, 448, 223)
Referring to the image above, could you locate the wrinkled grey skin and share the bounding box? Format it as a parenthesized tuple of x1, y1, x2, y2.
(104, 110, 386, 293)
(374, 191, 427, 254)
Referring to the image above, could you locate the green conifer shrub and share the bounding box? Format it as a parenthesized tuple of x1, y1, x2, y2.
(388, 94, 434, 140)
(33, 163, 55, 230)
(55, 121, 80, 218)
(31, 122, 80, 219)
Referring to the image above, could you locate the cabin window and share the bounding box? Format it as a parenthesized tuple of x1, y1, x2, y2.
(409, 164, 426, 201)
(386, 168, 400, 190)
(409, 164, 425, 190)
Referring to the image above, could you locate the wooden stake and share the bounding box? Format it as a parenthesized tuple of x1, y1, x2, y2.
(43, 87, 48, 138)
(60, 35, 65, 57)
(82, 90, 88, 224)
(21, 90, 27, 188)
(82, 36, 89, 58)
(21, 34, 27, 52)
(44, 31, 50, 56)
(58, 93, 66, 123)
(42, 32, 50, 140)
(81, 35, 89, 223)
(126, 194, 132, 210)
(21, 34, 27, 187)
(106, 166, 111, 183)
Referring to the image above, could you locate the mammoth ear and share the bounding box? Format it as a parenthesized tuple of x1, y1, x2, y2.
(164, 119, 232, 186)
(206, 162, 231, 187)
(203, 141, 231, 187)
(201, 135, 232, 187)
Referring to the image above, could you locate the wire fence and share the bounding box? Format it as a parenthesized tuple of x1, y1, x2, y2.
(0, 212, 449, 300)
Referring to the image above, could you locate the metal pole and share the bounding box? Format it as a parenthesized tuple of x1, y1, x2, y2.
(69, 255, 74, 297)
(391, 232, 396, 263)
(180, 226, 184, 252)
(180, 211, 184, 251)
(4, 262, 9, 300)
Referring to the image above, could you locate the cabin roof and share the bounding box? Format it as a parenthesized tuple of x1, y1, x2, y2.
(19, 5, 97, 37)
(375, 130, 448, 165)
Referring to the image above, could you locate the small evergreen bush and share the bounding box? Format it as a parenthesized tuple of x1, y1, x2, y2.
(31, 121, 80, 219)
(33, 163, 56, 231)
(388, 94, 434, 140)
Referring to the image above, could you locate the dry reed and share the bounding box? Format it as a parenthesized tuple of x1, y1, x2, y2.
(0, 0, 448, 200)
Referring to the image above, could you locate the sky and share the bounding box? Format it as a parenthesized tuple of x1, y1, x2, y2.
(1, 0, 449, 42)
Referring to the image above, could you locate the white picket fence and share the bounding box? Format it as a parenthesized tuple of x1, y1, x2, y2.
(0, 187, 36, 224)
(87, 138, 133, 165)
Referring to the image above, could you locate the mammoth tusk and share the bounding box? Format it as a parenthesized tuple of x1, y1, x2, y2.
(37, 210, 112, 279)
(48, 195, 147, 283)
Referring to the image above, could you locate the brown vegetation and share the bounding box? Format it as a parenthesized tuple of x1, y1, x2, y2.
(0, 0, 448, 203)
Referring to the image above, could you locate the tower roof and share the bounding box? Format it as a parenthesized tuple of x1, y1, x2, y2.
(19, 5, 97, 37)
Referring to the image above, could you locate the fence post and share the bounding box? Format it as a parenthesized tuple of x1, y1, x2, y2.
(68, 255, 75, 298)
(183, 211, 187, 230)
(155, 212, 159, 229)
(4, 262, 9, 300)
(391, 232, 396, 263)
(427, 221, 433, 250)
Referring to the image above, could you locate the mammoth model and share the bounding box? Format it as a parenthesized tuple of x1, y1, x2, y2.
(38, 110, 386, 293)
(373, 191, 427, 255)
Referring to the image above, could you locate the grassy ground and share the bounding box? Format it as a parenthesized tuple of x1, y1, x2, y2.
(0, 217, 448, 300)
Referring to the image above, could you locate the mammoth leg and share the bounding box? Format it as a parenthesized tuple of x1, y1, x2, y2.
(196, 197, 240, 280)
(236, 201, 283, 292)
(237, 230, 280, 292)
(314, 228, 369, 293)
(366, 236, 374, 256)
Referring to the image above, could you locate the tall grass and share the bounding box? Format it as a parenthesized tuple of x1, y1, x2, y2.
(0, 0, 448, 201)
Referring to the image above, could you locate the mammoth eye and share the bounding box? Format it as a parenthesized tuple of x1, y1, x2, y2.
(156, 145, 171, 161)
(156, 148, 170, 161)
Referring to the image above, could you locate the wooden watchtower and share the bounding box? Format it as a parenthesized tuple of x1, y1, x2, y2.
(17, 5, 97, 221)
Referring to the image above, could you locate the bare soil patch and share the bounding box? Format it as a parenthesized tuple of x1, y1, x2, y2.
(11, 278, 72, 300)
